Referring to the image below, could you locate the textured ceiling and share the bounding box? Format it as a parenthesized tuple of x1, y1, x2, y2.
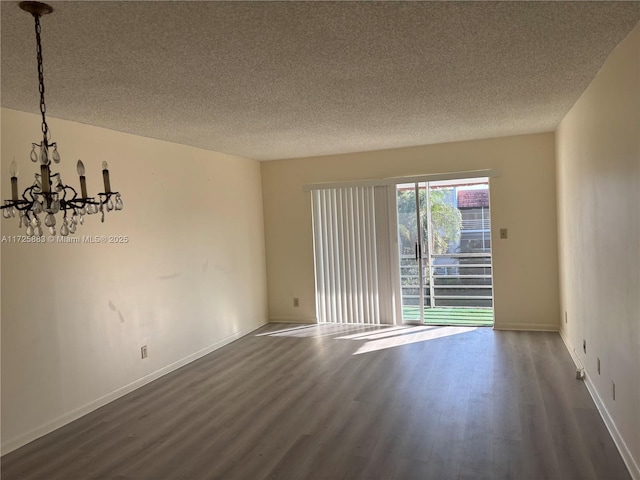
(2, 1, 639, 161)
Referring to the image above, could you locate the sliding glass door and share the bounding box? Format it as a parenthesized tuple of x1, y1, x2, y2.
(397, 182, 430, 321)
(396, 178, 494, 326)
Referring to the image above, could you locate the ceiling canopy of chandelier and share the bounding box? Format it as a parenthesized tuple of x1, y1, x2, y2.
(2, 1, 123, 237)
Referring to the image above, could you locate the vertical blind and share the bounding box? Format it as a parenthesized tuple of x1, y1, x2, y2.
(311, 186, 394, 324)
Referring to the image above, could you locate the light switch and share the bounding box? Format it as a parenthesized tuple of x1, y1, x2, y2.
(500, 228, 508, 239)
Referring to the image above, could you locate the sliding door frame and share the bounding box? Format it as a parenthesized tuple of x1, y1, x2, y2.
(306, 169, 499, 326)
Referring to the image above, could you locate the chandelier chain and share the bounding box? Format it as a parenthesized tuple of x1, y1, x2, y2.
(33, 13, 49, 143)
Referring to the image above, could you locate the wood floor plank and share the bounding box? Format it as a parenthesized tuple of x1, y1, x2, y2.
(1, 324, 632, 480)
(573, 406, 631, 479)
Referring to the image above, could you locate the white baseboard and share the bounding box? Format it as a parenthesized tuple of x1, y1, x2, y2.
(269, 316, 317, 324)
(559, 329, 640, 480)
(558, 328, 585, 371)
(1, 321, 267, 456)
(493, 322, 559, 332)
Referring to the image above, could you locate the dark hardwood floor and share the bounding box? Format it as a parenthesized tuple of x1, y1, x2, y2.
(1, 323, 630, 480)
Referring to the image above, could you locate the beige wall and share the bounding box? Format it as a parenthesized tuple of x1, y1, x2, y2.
(261, 132, 560, 330)
(0, 108, 269, 453)
(556, 23, 640, 476)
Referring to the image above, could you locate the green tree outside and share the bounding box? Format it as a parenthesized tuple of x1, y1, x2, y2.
(397, 186, 462, 256)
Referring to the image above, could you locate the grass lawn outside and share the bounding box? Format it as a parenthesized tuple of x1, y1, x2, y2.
(402, 307, 494, 326)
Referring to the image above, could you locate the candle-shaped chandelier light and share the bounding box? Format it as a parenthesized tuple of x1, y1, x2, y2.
(1, 1, 123, 236)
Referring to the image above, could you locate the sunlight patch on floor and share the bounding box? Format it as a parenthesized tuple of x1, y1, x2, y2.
(256, 323, 384, 338)
(254, 324, 318, 337)
(352, 326, 477, 354)
(333, 325, 410, 341)
(258, 324, 478, 355)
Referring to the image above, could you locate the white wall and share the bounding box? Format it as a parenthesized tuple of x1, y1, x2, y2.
(0, 108, 269, 453)
(261, 133, 560, 331)
(556, 23, 640, 477)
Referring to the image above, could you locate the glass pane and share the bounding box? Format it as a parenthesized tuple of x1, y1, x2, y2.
(397, 183, 421, 321)
(417, 182, 431, 309)
(428, 179, 493, 316)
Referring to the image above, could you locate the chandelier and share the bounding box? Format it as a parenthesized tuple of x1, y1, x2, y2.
(1, 1, 122, 237)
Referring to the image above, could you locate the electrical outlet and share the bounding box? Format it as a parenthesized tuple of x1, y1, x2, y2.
(597, 357, 601, 375)
(500, 228, 508, 239)
(583, 339, 586, 354)
(612, 381, 616, 401)
(293, 297, 300, 307)
(141, 345, 148, 359)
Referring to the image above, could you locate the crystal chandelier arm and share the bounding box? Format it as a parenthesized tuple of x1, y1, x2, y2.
(0, 184, 38, 212)
(23, 185, 37, 202)
(61, 185, 100, 209)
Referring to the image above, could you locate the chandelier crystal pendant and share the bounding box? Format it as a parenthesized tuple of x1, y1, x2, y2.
(1, 1, 122, 237)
